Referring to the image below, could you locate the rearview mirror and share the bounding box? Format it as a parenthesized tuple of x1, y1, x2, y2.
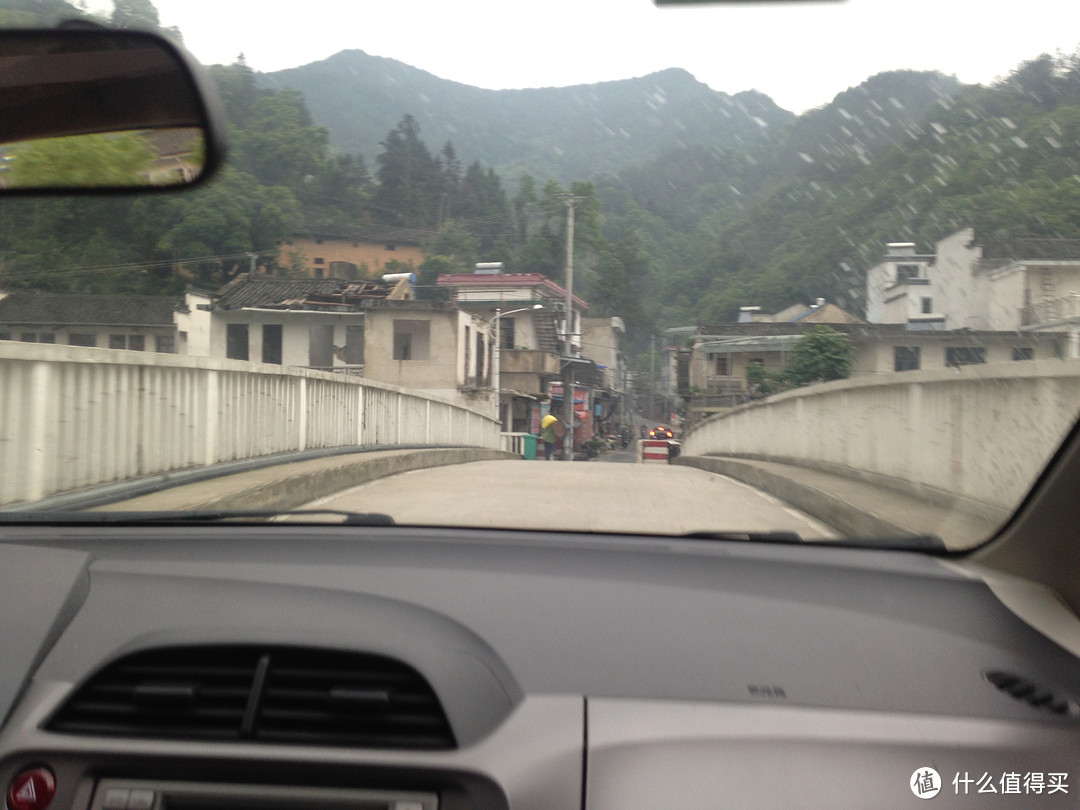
(0, 27, 226, 192)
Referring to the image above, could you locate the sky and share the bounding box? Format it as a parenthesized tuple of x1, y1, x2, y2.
(112, 0, 1080, 115)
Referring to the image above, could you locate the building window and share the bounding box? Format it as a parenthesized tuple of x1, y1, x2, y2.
(314, 266, 324, 278)
(226, 323, 249, 360)
(463, 325, 471, 377)
(921, 297, 932, 314)
(314, 257, 325, 264)
(345, 325, 364, 365)
(714, 355, 730, 376)
(946, 347, 986, 367)
(262, 324, 283, 364)
(477, 330, 485, 381)
(1012, 347, 1035, 361)
(308, 324, 334, 367)
(155, 334, 176, 354)
(39, 333, 55, 344)
(897, 264, 920, 283)
(69, 334, 96, 347)
(128, 335, 145, 351)
(393, 319, 430, 361)
(20, 332, 37, 342)
(385, 244, 397, 251)
(499, 317, 515, 349)
(109, 334, 127, 350)
(0, 333, 10, 341)
(894, 346, 921, 371)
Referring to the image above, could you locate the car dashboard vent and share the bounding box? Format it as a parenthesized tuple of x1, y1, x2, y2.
(47, 646, 456, 750)
(985, 670, 1080, 718)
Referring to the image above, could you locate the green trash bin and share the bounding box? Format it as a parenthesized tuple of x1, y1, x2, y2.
(522, 434, 538, 460)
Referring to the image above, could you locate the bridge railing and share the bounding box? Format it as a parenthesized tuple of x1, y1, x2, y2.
(682, 359, 1080, 510)
(0, 342, 499, 507)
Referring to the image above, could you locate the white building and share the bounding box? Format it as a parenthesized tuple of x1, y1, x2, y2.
(437, 269, 594, 435)
(864, 241, 941, 328)
(175, 275, 493, 410)
(867, 228, 1080, 354)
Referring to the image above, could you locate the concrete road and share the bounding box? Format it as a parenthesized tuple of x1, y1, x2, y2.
(299, 459, 839, 538)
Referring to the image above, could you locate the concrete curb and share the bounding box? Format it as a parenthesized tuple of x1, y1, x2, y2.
(102, 448, 519, 512)
(674, 455, 915, 539)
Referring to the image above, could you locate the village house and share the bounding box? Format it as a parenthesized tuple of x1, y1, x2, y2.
(867, 228, 1080, 352)
(0, 291, 181, 352)
(284, 224, 426, 280)
(175, 275, 413, 370)
(174, 274, 492, 410)
(437, 266, 594, 436)
(675, 298, 1065, 425)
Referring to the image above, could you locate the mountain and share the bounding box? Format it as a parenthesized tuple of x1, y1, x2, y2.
(257, 50, 794, 183)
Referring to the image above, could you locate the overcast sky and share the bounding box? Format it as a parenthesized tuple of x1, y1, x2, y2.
(123, 0, 1080, 114)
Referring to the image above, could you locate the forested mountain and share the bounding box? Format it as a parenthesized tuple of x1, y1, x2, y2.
(259, 51, 793, 185)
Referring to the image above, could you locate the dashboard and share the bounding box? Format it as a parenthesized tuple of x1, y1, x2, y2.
(2, 525, 1080, 809)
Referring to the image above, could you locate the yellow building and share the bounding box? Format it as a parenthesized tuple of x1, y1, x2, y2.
(285, 224, 427, 279)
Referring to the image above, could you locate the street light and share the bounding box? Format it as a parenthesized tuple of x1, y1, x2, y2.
(491, 303, 544, 426)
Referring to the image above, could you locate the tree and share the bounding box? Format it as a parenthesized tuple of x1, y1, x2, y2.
(110, 0, 182, 41)
(231, 91, 329, 188)
(373, 115, 442, 227)
(785, 326, 854, 386)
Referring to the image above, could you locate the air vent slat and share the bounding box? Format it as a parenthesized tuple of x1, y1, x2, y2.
(985, 670, 1080, 719)
(47, 645, 456, 750)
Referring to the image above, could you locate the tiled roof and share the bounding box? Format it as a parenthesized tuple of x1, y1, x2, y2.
(0, 293, 181, 326)
(979, 236, 1080, 261)
(214, 276, 401, 310)
(295, 223, 429, 245)
(695, 321, 1057, 340)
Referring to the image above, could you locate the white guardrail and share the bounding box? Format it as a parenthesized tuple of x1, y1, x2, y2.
(0, 342, 499, 507)
(683, 358, 1080, 509)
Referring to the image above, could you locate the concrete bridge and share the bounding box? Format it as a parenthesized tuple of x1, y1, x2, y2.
(679, 358, 1080, 544)
(0, 342, 500, 509)
(3, 343, 1078, 549)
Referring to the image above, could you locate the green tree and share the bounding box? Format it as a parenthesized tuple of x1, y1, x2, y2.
(785, 326, 854, 386)
(154, 168, 301, 285)
(231, 91, 329, 188)
(110, 0, 182, 41)
(373, 115, 442, 227)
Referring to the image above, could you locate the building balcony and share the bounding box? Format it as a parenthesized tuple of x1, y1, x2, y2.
(1023, 294, 1080, 326)
(499, 349, 560, 375)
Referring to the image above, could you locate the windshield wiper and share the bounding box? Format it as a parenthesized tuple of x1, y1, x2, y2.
(681, 530, 946, 551)
(0, 509, 396, 526)
(682, 530, 805, 544)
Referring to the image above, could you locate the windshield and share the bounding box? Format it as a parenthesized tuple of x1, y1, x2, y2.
(2, 0, 1080, 550)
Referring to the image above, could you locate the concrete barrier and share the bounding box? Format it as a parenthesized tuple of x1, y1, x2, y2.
(682, 359, 1080, 511)
(639, 439, 670, 463)
(0, 342, 499, 508)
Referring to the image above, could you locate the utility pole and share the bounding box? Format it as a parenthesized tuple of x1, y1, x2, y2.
(561, 194, 580, 461)
(650, 334, 656, 423)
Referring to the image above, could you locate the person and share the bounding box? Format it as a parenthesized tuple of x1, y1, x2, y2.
(540, 413, 562, 460)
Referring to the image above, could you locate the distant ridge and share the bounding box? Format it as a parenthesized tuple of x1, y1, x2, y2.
(258, 50, 795, 182)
